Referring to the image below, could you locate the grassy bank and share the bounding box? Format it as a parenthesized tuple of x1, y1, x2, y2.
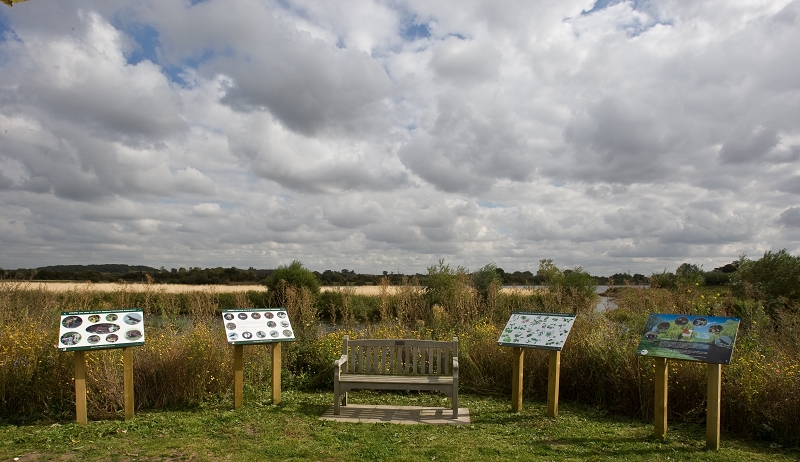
(1, 281, 798, 447)
(2, 391, 798, 462)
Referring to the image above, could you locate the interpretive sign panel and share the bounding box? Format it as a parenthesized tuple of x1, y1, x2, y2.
(222, 308, 295, 344)
(636, 314, 740, 364)
(58, 309, 145, 351)
(497, 312, 576, 350)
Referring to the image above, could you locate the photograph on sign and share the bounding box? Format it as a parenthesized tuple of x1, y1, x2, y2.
(222, 309, 295, 344)
(58, 309, 145, 351)
(497, 312, 576, 350)
(636, 314, 740, 364)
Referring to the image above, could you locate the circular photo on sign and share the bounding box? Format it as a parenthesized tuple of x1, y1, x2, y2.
(270, 330, 280, 338)
(282, 329, 293, 337)
(251, 312, 261, 320)
(656, 322, 670, 331)
(242, 331, 252, 339)
(86, 323, 120, 334)
(123, 313, 142, 325)
(125, 330, 142, 341)
(675, 316, 689, 326)
(693, 317, 708, 326)
(639, 349, 649, 355)
(228, 332, 239, 341)
(280, 320, 290, 328)
(277, 311, 287, 319)
(226, 322, 236, 330)
(644, 332, 658, 340)
(708, 324, 723, 334)
(238, 313, 248, 320)
(87, 335, 101, 344)
(714, 336, 733, 347)
(256, 331, 267, 338)
(224, 313, 234, 320)
(106, 334, 119, 343)
(106, 314, 118, 322)
(87, 314, 101, 323)
(61, 332, 82, 345)
(267, 321, 277, 328)
(264, 312, 274, 319)
(62, 316, 83, 329)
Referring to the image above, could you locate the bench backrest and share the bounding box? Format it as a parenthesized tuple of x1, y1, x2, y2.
(341, 337, 458, 376)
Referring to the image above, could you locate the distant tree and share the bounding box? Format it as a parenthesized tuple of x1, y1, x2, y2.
(266, 261, 320, 298)
(424, 259, 466, 307)
(675, 263, 705, 286)
(649, 270, 676, 289)
(471, 262, 502, 301)
(537, 259, 597, 313)
(704, 271, 731, 286)
(731, 249, 800, 317)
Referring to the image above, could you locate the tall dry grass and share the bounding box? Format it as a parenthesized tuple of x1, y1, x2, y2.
(1, 281, 798, 445)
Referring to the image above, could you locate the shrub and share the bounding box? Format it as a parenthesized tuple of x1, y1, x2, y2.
(731, 249, 800, 319)
(266, 261, 320, 306)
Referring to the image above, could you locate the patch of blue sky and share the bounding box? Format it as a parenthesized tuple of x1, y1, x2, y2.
(400, 21, 430, 41)
(0, 9, 12, 41)
(113, 19, 222, 86)
(477, 201, 504, 209)
(582, 0, 649, 15)
(120, 23, 160, 67)
(580, 0, 670, 38)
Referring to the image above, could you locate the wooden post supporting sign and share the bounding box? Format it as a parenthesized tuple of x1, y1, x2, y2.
(511, 347, 524, 412)
(234, 344, 244, 409)
(654, 357, 668, 441)
(74, 351, 87, 425)
(123, 346, 135, 420)
(706, 363, 722, 450)
(272, 342, 282, 404)
(547, 350, 561, 417)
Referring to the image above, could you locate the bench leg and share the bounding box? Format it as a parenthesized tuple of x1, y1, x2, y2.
(452, 393, 458, 419)
(334, 380, 340, 415)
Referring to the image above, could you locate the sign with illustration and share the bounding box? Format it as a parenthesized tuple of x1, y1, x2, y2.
(58, 309, 145, 351)
(636, 314, 740, 364)
(497, 312, 577, 350)
(222, 309, 296, 344)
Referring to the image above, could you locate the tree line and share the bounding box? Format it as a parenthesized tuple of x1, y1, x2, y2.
(1, 251, 794, 289)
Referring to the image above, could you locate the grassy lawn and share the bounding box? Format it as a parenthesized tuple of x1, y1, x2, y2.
(1, 391, 797, 461)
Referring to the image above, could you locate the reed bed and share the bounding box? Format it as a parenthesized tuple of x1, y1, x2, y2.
(0, 281, 798, 446)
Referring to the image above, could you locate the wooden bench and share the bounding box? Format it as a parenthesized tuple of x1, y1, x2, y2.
(333, 336, 459, 418)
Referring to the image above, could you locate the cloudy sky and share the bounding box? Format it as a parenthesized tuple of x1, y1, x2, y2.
(1, 0, 799, 276)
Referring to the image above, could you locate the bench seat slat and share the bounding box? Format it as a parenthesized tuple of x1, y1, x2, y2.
(339, 374, 454, 385)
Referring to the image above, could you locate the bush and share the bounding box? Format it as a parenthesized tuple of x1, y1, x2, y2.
(731, 249, 800, 318)
(266, 261, 320, 306)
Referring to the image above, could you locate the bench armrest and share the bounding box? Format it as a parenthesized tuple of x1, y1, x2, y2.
(452, 356, 459, 374)
(334, 354, 348, 373)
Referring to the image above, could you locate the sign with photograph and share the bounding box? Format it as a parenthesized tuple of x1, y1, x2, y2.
(58, 309, 145, 351)
(497, 312, 577, 350)
(222, 309, 295, 344)
(636, 314, 740, 364)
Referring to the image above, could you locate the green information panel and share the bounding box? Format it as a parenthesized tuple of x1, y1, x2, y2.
(58, 309, 145, 351)
(222, 308, 295, 344)
(636, 314, 740, 364)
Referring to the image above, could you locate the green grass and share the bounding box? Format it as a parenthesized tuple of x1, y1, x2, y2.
(2, 392, 797, 461)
